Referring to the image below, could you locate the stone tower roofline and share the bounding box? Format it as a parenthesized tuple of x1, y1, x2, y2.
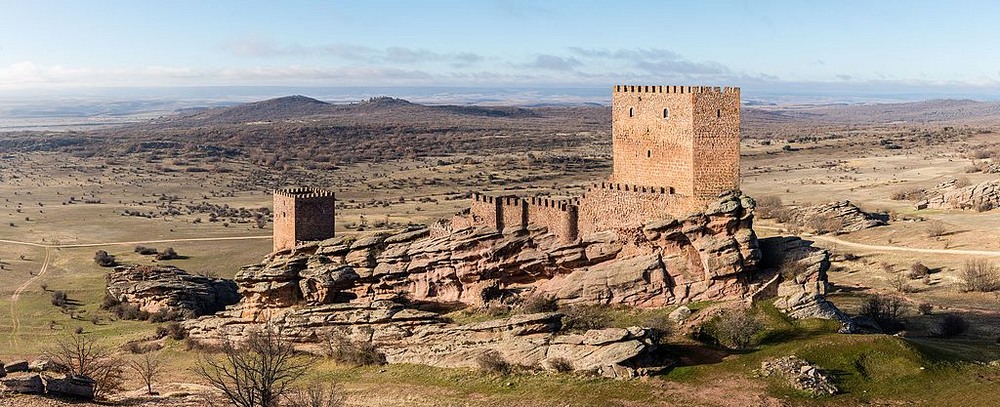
(273, 187, 336, 199)
(613, 85, 740, 95)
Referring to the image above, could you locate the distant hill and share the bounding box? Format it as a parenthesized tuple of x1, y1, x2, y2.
(744, 99, 1000, 127)
(142, 95, 538, 129)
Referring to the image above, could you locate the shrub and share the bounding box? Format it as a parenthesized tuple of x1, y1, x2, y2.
(755, 195, 784, 219)
(930, 314, 969, 338)
(123, 340, 162, 354)
(156, 322, 187, 340)
(156, 247, 180, 261)
(889, 187, 925, 201)
(520, 295, 559, 313)
(858, 295, 905, 333)
(51, 291, 68, 307)
(925, 221, 947, 238)
(959, 259, 1000, 292)
(806, 214, 845, 234)
(546, 357, 574, 373)
(134, 246, 158, 255)
(100, 293, 121, 310)
(94, 250, 117, 267)
(324, 334, 386, 366)
(108, 301, 149, 321)
(476, 349, 511, 374)
(889, 273, 916, 293)
(149, 308, 184, 323)
(560, 305, 612, 332)
(779, 257, 808, 281)
(918, 303, 933, 315)
(283, 384, 346, 407)
(908, 262, 930, 279)
(712, 308, 763, 350)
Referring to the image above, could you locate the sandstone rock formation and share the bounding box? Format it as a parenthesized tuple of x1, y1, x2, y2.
(233, 191, 760, 319)
(759, 236, 853, 332)
(106, 265, 239, 316)
(186, 192, 763, 377)
(925, 180, 1000, 211)
(791, 201, 887, 234)
(186, 300, 665, 378)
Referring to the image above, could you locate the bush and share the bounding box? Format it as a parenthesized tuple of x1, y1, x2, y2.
(925, 221, 947, 238)
(918, 303, 933, 315)
(908, 262, 930, 279)
(806, 214, 845, 234)
(560, 305, 612, 332)
(889, 187, 925, 201)
(324, 334, 386, 366)
(889, 273, 916, 293)
(859, 295, 905, 333)
(283, 384, 346, 407)
(960, 259, 1000, 292)
(149, 308, 184, 323)
(930, 314, 969, 338)
(123, 340, 162, 354)
(51, 290, 68, 307)
(755, 195, 784, 219)
(134, 246, 158, 255)
(546, 357, 573, 373)
(94, 250, 117, 267)
(156, 247, 180, 261)
(476, 349, 511, 374)
(520, 295, 558, 313)
(779, 257, 808, 281)
(712, 308, 763, 350)
(156, 322, 188, 340)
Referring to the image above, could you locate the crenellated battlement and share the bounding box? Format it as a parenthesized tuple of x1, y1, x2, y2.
(613, 85, 739, 95)
(274, 187, 336, 199)
(585, 182, 677, 196)
(528, 196, 576, 212)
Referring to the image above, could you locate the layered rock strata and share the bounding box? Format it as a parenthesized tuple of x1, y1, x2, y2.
(106, 265, 239, 316)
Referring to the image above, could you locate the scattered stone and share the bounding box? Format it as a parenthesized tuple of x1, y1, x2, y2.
(669, 305, 692, 322)
(0, 373, 44, 394)
(759, 356, 837, 396)
(43, 374, 95, 399)
(4, 360, 29, 373)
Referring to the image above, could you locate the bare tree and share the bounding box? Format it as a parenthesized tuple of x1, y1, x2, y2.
(46, 334, 125, 399)
(283, 384, 346, 407)
(193, 328, 314, 407)
(127, 352, 165, 395)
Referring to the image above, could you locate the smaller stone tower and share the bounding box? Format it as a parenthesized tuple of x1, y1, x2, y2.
(273, 187, 336, 252)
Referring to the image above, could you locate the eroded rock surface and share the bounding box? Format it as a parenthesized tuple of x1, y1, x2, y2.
(106, 265, 239, 316)
(926, 180, 1000, 211)
(760, 237, 853, 332)
(791, 201, 887, 234)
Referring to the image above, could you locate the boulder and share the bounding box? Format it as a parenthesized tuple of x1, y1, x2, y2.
(669, 306, 692, 322)
(4, 360, 28, 373)
(43, 374, 95, 399)
(0, 373, 44, 394)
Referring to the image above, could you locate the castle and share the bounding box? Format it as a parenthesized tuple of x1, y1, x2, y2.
(272, 85, 740, 251)
(462, 85, 741, 242)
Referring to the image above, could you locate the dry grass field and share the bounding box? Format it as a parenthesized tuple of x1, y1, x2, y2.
(1, 98, 1000, 405)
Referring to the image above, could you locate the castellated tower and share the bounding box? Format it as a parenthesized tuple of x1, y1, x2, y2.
(611, 85, 741, 200)
(272, 187, 336, 252)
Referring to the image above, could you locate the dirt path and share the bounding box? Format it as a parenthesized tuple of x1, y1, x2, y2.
(756, 226, 1000, 257)
(2, 235, 270, 346)
(8, 247, 51, 347)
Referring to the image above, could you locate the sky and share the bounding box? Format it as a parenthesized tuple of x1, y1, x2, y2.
(2, 0, 1000, 99)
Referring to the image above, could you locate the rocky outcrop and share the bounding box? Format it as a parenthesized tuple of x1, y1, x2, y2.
(760, 237, 853, 332)
(106, 265, 239, 316)
(758, 356, 837, 396)
(233, 192, 760, 320)
(925, 180, 1000, 211)
(0, 373, 43, 394)
(791, 201, 887, 234)
(0, 360, 95, 399)
(187, 193, 762, 377)
(186, 300, 665, 378)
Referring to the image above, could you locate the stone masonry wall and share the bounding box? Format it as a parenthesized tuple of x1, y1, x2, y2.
(612, 85, 695, 196)
(470, 194, 500, 230)
(526, 197, 578, 243)
(692, 90, 741, 199)
(577, 182, 697, 236)
(273, 188, 336, 252)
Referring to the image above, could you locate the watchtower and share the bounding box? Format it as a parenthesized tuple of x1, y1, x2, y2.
(611, 85, 741, 202)
(272, 187, 336, 252)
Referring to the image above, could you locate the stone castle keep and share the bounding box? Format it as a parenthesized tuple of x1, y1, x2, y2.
(272, 85, 741, 250)
(462, 85, 741, 242)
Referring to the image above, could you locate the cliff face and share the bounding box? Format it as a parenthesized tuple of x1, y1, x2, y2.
(230, 192, 760, 320)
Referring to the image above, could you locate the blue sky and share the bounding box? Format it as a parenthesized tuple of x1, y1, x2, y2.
(1, 0, 999, 98)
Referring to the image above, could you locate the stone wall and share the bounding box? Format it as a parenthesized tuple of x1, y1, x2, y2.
(526, 197, 578, 243)
(611, 85, 740, 201)
(577, 182, 697, 235)
(273, 188, 336, 252)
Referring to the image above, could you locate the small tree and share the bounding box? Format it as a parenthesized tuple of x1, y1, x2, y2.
(193, 328, 313, 407)
(128, 352, 165, 395)
(46, 334, 125, 399)
(859, 295, 905, 333)
(713, 308, 763, 350)
(960, 259, 1000, 292)
(94, 250, 117, 267)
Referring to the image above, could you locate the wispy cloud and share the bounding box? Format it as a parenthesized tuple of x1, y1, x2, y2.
(570, 47, 730, 76)
(220, 38, 484, 68)
(522, 54, 581, 71)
